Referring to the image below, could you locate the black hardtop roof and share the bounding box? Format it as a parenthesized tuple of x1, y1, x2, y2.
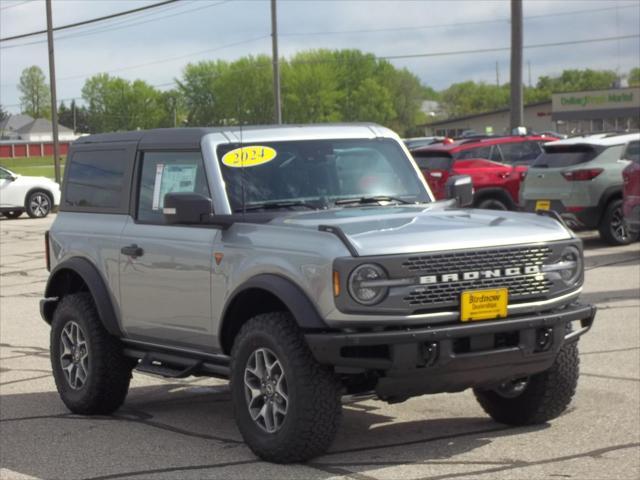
(73, 123, 384, 149)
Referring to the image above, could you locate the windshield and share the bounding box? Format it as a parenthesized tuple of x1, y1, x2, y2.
(533, 144, 603, 168)
(217, 138, 429, 211)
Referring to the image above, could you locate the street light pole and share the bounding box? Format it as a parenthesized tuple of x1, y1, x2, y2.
(270, 0, 282, 124)
(510, 0, 523, 131)
(46, 0, 61, 184)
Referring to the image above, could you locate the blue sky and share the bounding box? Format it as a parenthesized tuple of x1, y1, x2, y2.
(1, 0, 639, 114)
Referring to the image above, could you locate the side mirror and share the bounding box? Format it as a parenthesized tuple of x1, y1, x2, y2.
(445, 175, 474, 207)
(163, 192, 212, 225)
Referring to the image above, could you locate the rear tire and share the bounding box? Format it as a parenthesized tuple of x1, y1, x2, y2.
(473, 340, 579, 425)
(231, 312, 342, 463)
(50, 293, 133, 415)
(598, 199, 638, 246)
(476, 197, 509, 211)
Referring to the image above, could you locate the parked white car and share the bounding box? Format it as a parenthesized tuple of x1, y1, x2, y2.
(0, 166, 61, 219)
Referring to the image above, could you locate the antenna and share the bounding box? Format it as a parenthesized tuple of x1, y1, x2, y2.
(239, 101, 246, 216)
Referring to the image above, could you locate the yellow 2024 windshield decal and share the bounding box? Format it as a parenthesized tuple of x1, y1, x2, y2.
(221, 146, 277, 168)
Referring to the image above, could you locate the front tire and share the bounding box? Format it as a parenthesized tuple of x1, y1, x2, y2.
(26, 190, 53, 218)
(599, 199, 638, 246)
(231, 312, 342, 463)
(50, 293, 133, 414)
(473, 340, 579, 425)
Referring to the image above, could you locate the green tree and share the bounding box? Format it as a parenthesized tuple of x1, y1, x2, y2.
(18, 66, 51, 118)
(177, 60, 229, 126)
(536, 69, 617, 95)
(58, 100, 89, 132)
(629, 68, 640, 86)
(81, 74, 165, 133)
(440, 81, 510, 118)
(0, 104, 8, 123)
(282, 50, 343, 123)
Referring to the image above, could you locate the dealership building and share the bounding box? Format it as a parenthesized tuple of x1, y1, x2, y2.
(423, 86, 640, 137)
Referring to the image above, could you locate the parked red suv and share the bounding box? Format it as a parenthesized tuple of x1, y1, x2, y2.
(410, 135, 558, 210)
(622, 139, 640, 235)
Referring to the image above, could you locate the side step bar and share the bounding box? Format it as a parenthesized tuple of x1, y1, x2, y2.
(124, 347, 230, 379)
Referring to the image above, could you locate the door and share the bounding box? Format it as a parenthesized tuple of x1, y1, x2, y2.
(119, 151, 219, 351)
(0, 167, 21, 207)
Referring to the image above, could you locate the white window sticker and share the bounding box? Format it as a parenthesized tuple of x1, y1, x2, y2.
(151, 164, 198, 210)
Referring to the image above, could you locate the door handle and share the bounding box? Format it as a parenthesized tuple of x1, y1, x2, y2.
(121, 244, 144, 258)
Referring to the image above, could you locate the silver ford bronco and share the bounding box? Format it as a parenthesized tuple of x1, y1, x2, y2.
(41, 124, 596, 463)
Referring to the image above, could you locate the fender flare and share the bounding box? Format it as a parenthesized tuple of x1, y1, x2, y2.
(597, 185, 623, 221)
(219, 274, 330, 348)
(43, 257, 123, 336)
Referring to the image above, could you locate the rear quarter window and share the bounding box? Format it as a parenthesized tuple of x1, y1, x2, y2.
(64, 150, 127, 210)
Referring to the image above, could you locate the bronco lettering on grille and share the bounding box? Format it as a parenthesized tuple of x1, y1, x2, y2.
(419, 265, 541, 285)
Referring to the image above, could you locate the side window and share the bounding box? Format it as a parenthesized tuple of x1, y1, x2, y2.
(137, 151, 210, 224)
(65, 150, 126, 209)
(623, 141, 640, 163)
(498, 141, 542, 165)
(0, 167, 13, 179)
(456, 146, 491, 160)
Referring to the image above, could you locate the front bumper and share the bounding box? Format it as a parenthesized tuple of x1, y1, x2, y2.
(306, 302, 595, 399)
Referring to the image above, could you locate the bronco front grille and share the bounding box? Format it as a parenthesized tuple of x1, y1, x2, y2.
(401, 246, 551, 273)
(401, 246, 553, 308)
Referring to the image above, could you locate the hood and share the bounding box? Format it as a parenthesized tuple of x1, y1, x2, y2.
(275, 203, 573, 256)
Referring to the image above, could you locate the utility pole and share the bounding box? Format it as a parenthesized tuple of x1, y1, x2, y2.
(270, 0, 282, 124)
(510, 0, 523, 131)
(495, 61, 500, 88)
(46, 0, 61, 184)
(72, 101, 76, 132)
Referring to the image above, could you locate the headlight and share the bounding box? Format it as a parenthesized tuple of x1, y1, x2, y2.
(542, 245, 582, 285)
(348, 263, 388, 305)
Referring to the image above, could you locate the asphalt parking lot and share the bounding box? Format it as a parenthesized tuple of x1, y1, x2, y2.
(1, 214, 638, 480)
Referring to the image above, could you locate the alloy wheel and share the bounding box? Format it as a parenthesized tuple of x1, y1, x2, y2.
(29, 193, 50, 217)
(610, 206, 629, 243)
(59, 321, 89, 390)
(244, 347, 289, 433)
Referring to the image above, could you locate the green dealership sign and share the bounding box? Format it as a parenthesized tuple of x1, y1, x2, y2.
(553, 87, 640, 112)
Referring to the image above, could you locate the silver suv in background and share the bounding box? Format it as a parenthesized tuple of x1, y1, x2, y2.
(521, 133, 640, 245)
(41, 124, 595, 463)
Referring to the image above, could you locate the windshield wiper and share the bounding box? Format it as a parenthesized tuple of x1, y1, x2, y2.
(239, 201, 319, 212)
(333, 195, 415, 206)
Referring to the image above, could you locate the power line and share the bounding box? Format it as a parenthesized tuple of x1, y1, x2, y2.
(0, 0, 229, 50)
(377, 34, 640, 60)
(0, 0, 181, 43)
(58, 35, 270, 81)
(0, 0, 34, 11)
(280, 4, 640, 37)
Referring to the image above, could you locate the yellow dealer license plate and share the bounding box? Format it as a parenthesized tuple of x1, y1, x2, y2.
(460, 288, 508, 322)
(535, 200, 551, 211)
